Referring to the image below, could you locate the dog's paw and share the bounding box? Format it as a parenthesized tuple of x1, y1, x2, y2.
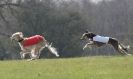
(56, 54, 59, 57)
(27, 59, 35, 61)
(127, 45, 130, 49)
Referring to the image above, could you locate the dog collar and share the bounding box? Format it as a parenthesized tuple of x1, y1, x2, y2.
(18, 39, 24, 42)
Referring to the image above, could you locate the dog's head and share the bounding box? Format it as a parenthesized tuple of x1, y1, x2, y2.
(80, 31, 96, 41)
(80, 31, 91, 40)
(11, 32, 24, 42)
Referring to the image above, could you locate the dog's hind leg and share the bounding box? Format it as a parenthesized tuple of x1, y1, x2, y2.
(118, 43, 131, 55)
(36, 50, 41, 59)
(28, 48, 38, 61)
(111, 40, 131, 55)
(119, 43, 130, 52)
(109, 38, 125, 55)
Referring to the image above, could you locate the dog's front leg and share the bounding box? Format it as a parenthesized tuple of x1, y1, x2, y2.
(20, 51, 26, 59)
(83, 42, 94, 50)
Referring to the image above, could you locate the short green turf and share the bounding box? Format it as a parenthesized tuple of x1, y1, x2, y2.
(0, 56, 133, 79)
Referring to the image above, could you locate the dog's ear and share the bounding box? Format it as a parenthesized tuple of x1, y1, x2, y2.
(18, 32, 23, 35)
(18, 32, 23, 37)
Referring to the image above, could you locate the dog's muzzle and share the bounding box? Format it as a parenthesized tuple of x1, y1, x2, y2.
(10, 37, 15, 42)
(80, 37, 84, 40)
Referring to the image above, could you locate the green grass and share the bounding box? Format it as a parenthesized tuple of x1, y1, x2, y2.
(0, 56, 133, 79)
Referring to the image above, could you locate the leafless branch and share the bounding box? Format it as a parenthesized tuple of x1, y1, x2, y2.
(0, 3, 20, 8)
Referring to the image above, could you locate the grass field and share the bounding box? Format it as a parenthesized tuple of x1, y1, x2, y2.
(0, 56, 133, 79)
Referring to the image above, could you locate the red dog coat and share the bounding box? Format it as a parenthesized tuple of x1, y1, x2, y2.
(23, 35, 44, 47)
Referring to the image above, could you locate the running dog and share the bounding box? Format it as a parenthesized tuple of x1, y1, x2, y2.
(80, 31, 131, 55)
(11, 32, 59, 60)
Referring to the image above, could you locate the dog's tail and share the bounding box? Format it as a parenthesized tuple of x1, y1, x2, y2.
(46, 42, 59, 57)
(41, 33, 59, 57)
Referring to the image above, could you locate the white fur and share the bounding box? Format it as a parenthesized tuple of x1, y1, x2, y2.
(11, 32, 59, 61)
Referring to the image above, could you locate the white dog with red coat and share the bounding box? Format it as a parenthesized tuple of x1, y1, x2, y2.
(11, 32, 59, 60)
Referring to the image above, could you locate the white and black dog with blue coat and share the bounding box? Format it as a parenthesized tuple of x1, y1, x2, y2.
(80, 31, 131, 55)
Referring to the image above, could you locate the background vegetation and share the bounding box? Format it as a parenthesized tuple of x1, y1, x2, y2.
(0, 0, 133, 59)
